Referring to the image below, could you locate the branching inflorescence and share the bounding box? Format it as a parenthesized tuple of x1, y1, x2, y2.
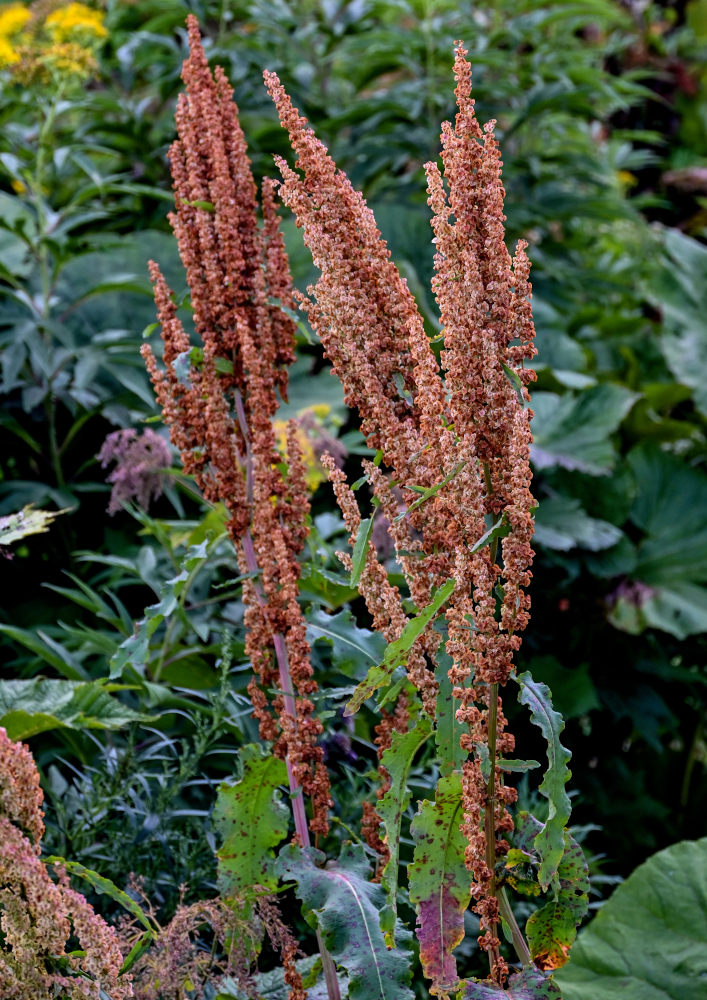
(0, 727, 131, 999)
(265, 43, 536, 981)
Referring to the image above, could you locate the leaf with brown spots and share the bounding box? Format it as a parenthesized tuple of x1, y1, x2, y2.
(408, 772, 471, 996)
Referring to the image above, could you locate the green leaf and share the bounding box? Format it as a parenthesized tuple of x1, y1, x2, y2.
(533, 496, 622, 552)
(408, 773, 472, 995)
(470, 515, 511, 555)
(0, 505, 70, 546)
(44, 858, 157, 935)
(214, 744, 289, 897)
(276, 842, 415, 1000)
(350, 516, 375, 587)
(0, 625, 87, 680)
(109, 540, 209, 679)
(555, 838, 707, 1000)
(526, 903, 577, 971)
(460, 966, 561, 998)
(607, 445, 707, 639)
(395, 463, 466, 522)
(501, 363, 527, 408)
(306, 607, 386, 677)
(434, 638, 467, 777)
(344, 579, 455, 716)
(378, 717, 433, 943)
(0, 679, 153, 740)
(516, 673, 572, 890)
(531, 386, 638, 476)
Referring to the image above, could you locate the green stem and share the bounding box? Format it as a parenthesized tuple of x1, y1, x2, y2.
(499, 888, 531, 966)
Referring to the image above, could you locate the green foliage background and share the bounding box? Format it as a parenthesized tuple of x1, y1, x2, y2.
(1, 0, 706, 990)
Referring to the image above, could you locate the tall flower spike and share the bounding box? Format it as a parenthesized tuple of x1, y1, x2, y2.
(267, 42, 536, 984)
(143, 16, 331, 854)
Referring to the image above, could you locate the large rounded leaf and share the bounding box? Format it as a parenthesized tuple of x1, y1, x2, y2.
(555, 838, 707, 999)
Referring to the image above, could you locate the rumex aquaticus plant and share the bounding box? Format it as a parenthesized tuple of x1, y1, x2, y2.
(139, 17, 589, 999)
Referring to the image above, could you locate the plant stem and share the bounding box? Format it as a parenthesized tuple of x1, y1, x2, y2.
(241, 527, 340, 1000)
(499, 888, 531, 966)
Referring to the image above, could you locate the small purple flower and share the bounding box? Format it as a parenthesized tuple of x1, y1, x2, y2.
(98, 428, 171, 515)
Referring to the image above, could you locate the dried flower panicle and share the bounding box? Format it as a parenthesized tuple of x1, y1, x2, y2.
(267, 41, 536, 981)
(119, 879, 304, 1000)
(143, 16, 330, 840)
(0, 727, 131, 1000)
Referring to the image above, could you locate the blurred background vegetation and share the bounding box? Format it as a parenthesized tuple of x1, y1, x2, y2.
(0, 0, 706, 973)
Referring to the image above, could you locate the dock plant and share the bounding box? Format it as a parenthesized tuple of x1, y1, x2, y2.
(138, 15, 586, 1000)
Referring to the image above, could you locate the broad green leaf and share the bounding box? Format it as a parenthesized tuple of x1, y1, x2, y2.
(460, 966, 561, 998)
(395, 463, 466, 522)
(0, 679, 153, 740)
(306, 607, 386, 677)
(408, 773, 472, 995)
(350, 515, 375, 587)
(276, 842, 415, 1000)
(648, 229, 707, 418)
(531, 386, 638, 476)
(214, 744, 289, 897)
(516, 673, 572, 890)
(533, 496, 622, 552)
(556, 838, 707, 1000)
(344, 579, 455, 716)
(378, 716, 433, 942)
(526, 903, 577, 971)
(109, 540, 209, 678)
(607, 445, 707, 639)
(0, 505, 70, 546)
(512, 815, 589, 968)
(44, 858, 157, 935)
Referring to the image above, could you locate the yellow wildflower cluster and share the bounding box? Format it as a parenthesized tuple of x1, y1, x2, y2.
(0, 1, 106, 82)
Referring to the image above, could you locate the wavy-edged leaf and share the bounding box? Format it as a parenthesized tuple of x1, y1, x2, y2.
(516, 674, 571, 890)
(276, 842, 414, 1000)
(512, 815, 589, 968)
(408, 772, 471, 996)
(109, 539, 209, 679)
(378, 716, 433, 943)
(556, 838, 707, 1000)
(344, 579, 455, 716)
(214, 744, 289, 897)
(0, 679, 153, 740)
(460, 966, 561, 998)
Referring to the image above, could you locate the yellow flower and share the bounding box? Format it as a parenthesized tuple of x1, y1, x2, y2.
(45, 2, 107, 43)
(0, 36, 19, 65)
(0, 4, 31, 40)
(42, 40, 96, 79)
